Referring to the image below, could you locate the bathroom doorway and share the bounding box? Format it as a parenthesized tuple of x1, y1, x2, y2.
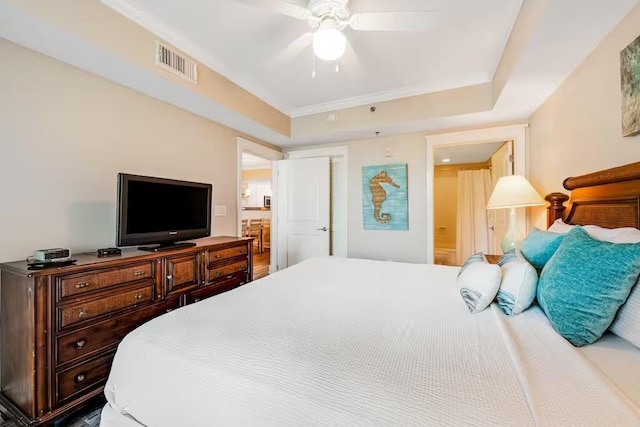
(432, 141, 513, 266)
(425, 125, 528, 265)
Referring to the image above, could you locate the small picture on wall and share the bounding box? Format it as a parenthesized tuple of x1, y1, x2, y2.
(621, 34, 640, 137)
(362, 163, 408, 230)
(263, 196, 271, 208)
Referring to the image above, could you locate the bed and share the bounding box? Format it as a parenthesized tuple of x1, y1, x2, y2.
(101, 163, 640, 426)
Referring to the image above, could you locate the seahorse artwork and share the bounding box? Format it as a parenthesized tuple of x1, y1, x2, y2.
(369, 171, 400, 223)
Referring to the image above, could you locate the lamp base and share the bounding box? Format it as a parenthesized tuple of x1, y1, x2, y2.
(501, 206, 522, 253)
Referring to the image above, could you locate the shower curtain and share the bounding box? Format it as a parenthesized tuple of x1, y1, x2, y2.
(456, 169, 493, 265)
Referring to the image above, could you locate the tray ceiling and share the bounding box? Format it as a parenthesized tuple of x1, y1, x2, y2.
(101, 0, 523, 116)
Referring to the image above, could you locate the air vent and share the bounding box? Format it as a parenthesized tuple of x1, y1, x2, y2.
(155, 41, 197, 83)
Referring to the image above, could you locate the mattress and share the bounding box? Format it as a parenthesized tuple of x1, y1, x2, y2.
(101, 257, 640, 426)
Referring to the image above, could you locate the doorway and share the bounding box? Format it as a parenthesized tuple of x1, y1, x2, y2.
(236, 138, 284, 277)
(425, 125, 528, 264)
(432, 141, 512, 266)
(241, 152, 272, 279)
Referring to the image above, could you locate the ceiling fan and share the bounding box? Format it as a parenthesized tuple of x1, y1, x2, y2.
(235, 0, 438, 61)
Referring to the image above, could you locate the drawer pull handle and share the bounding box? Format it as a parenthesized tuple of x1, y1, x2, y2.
(75, 338, 87, 349)
(74, 373, 87, 383)
(135, 294, 144, 300)
(226, 275, 233, 279)
(215, 272, 221, 277)
(78, 310, 87, 319)
(76, 282, 89, 289)
(134, 271, 145, 277)
(214, 254, 221, 258)
(166, 308, 173, 313)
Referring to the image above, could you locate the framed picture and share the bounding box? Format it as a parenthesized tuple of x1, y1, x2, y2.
(361, 163, 408, 230)
(263, 196, 271, 208)
(621, 34, 640, 137)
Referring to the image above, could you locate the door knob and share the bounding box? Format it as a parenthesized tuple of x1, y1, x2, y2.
(317, 227, 328, 231)
(489, 226, 495, 231)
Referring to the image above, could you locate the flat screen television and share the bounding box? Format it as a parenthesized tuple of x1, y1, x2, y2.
(116, 173, 212, 251)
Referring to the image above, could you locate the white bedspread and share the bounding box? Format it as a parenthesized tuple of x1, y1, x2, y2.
(102, 257, 640, 426)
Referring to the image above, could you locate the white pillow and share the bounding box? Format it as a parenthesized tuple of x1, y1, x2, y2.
(496, 251, 538, 316)
(458, 253, 501, 314)
(548, 218, 574, 234)
(548, 219, 640, 243)
(549, 220, 640, 347)
(610, 279, 640, 348)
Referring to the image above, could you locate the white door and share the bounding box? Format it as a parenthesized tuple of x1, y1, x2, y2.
(277, 157, 330, 269)
(490, 141, 514, 254)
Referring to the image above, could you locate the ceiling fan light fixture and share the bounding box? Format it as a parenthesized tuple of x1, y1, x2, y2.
(312, 19, 346, 61)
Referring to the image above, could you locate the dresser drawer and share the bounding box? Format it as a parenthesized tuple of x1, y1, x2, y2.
(56, 299, 178, 367)
(56, 352, 115, 405)
(207, 245, 248, 264)
(188, 272, 247, 304)
(208, 260, 248, 282)
(58, 284, 155, 330)
(58, 262, 154, 299)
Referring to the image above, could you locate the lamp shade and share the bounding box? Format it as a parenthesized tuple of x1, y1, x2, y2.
(313, 19, 346, 61)
(487, 175, 545, 209)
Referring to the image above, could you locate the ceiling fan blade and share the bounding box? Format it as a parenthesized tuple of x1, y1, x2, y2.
(234, 0, 310, 20)
(273, 32, 314, 63)
(341, 39, 364, 80)
(349, 11, 438, 31)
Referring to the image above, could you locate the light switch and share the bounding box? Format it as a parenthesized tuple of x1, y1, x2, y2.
(214, 206, 227, 216)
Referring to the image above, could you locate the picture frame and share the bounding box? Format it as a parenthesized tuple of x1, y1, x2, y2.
(621, 34, 640, 137)
(361, 163, 408, 230)
(263, 195, 271, 208)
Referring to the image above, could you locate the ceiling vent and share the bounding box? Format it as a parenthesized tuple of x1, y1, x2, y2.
(155, 41, 197, 83)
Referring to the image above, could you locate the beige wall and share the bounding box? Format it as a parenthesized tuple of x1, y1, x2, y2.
(433, 176, 458, 249)
(8, 0, 290, 138)
(242, 169, 271, 181)
(0, 40, 264, 261)
(433, 163, 489, 249)
(528, 3, 640, 228)
(293, 83, 493, 144)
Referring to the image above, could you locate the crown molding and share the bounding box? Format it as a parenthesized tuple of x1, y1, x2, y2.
(289, 80, 489, 118)
(100, 0, 293, 116)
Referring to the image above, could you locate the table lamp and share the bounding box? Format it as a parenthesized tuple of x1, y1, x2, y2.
(486, 175, 545, 253)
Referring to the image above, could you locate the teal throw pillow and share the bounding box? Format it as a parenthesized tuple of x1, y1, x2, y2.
(520, 228, 566, 272)
(537, 226, 640, 347)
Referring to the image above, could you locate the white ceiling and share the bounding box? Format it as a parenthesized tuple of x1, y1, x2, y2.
(434, 141, 505, 165)
(242, 152, 272, 169)
(101, 0, 523, 116)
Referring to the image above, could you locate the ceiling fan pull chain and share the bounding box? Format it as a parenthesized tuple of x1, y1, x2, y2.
(312, 51, 317, 78)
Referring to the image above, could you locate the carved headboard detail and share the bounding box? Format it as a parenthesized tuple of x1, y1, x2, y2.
(545, 162, 640, 230)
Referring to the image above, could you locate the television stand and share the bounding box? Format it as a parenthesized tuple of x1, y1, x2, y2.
(138, 242, 197, 252)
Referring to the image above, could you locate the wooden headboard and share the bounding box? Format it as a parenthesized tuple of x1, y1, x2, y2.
(546, 162, 640, 230)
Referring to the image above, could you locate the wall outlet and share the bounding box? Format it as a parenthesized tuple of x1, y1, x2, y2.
(214, 206, 227, 216)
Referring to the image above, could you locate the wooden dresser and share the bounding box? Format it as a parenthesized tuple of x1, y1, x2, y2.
(0, 236, 253, 426)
